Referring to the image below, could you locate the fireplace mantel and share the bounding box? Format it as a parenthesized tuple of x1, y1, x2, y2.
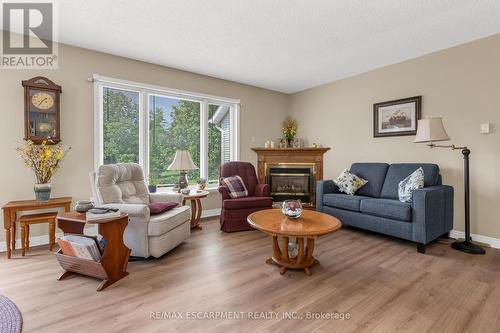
(252, 147, 331, 154)
(252, 147, 331, 207)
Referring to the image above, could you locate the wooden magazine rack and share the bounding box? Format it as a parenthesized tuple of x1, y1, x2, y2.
(55, 212, 131, 291)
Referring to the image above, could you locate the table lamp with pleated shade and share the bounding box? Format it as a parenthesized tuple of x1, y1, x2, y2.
(168, 150, 198, 191)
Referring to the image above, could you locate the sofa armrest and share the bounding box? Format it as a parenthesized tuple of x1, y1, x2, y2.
(101, 203, 150, 219)
(218, 186, 230, 200)
(254, 183, 270, 197)
(149, 192, 183, 205)
(316, 180, 339, 211)
(412, 185, 454, 244)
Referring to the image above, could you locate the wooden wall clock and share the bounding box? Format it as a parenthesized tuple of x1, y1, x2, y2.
(22, 76, 62, 144)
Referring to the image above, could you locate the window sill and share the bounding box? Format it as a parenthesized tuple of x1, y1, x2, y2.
(157, 185, 219, 194)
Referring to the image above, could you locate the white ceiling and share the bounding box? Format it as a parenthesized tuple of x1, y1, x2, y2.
(51, 1, 500, 93)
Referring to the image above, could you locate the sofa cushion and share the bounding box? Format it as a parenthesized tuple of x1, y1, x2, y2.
(323, 193, 368, 212)
(380, 163, 440, 200)
(323, 206, 413, 240)
(148, 205, 191, 236)
(223, 196, 273, 210)
(350, 163, 389, 197)
(360, 198, 412, 222)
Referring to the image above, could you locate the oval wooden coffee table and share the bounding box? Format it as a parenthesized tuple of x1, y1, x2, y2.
(248, 209, 341, 276)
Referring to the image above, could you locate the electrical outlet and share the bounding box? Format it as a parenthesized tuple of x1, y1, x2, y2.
(480, 123, 490, 134)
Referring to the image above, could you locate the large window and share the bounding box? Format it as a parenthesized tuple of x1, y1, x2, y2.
(102, 87, 140, 164)
(149, 95, 200, 185)
(208, 103, 231, 185)
(94, 75, 240, 188)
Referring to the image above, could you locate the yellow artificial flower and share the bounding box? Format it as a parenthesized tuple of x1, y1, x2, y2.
(16, 140, 70, 184)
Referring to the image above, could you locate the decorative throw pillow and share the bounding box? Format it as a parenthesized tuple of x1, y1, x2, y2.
(148, 201, 178, 215)
(398, 167, 425, 203)
(220, 175, 248, 198)
(333, 169, 368, 195)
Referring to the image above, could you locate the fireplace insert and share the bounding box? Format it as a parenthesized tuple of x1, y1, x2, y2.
(268, 166, 313, 205)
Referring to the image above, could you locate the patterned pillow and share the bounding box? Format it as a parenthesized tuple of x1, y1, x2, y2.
(220, 175, 248, 198)
(333, 169, 368, 195)
(398, 167, 425, 203)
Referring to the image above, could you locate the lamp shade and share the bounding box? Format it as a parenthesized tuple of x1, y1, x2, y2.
(414, 117, 451, 143)
(167, 150, 198, 171)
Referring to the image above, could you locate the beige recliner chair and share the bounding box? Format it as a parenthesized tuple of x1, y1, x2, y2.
(89, 163, 191, 258)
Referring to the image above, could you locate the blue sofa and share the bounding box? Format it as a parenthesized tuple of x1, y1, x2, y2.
(317, 163, 453, 253)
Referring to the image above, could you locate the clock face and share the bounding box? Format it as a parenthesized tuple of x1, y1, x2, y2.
(31, 92, 54, 110)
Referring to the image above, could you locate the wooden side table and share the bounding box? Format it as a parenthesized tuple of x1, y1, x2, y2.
(55, 212, 131, 291)
(182, 190, 209, 230)
(19, 212, 58, 256)
(2, 197, 72, 259)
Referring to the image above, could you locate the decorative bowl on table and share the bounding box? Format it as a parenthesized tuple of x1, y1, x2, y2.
(75, 200, 94, 213)
(281, 199, 302, 219)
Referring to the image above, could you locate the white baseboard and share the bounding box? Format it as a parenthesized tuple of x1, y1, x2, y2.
(450, 230, 500, 249)
(0, 209, 222, 253)
(0, 232, 63, 253)
(201, 208, 221, 219)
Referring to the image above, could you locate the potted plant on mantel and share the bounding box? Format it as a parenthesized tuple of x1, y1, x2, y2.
(16, 140, 70, 201)
(282, 117, 298, 148)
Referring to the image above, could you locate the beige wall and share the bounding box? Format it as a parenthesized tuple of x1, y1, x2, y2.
(289, 34, 500, 239)
(0, 41, 288, 243)
(2, 33, 499, 246)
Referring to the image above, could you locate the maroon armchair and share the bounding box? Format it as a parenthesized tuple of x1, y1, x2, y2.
(218, 162, 273, 232)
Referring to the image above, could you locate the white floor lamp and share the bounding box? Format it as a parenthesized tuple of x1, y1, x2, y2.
(414, 117, 485, 255)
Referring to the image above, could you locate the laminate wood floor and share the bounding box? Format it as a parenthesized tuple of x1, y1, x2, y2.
(1, 218, 499, 333)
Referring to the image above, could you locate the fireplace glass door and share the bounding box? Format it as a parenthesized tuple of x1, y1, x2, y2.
(268, 167, 313, 203)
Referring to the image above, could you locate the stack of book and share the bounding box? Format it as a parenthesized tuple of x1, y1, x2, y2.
(57, 235, 104, 261)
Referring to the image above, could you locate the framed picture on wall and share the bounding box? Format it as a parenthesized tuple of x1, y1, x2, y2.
(373, 96, 422, 137)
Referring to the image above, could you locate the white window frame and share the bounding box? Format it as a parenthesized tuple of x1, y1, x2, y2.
(93, 74, 241, 187)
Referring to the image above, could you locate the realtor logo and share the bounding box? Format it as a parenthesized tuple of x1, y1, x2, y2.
(1, 1, 58, 69)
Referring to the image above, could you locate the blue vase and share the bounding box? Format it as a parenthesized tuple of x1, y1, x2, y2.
(34, 183, 51, 201)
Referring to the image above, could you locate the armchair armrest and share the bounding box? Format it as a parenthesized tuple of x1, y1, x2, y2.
(102, 203, 150, 258)
(218, 186, 230, 200)
(316, 180, 339, 211)
(254, 183, 270, 197)
(101, 203, 150, 219)
(149, 192, 183, 205)
(412, 185, 454, 244)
